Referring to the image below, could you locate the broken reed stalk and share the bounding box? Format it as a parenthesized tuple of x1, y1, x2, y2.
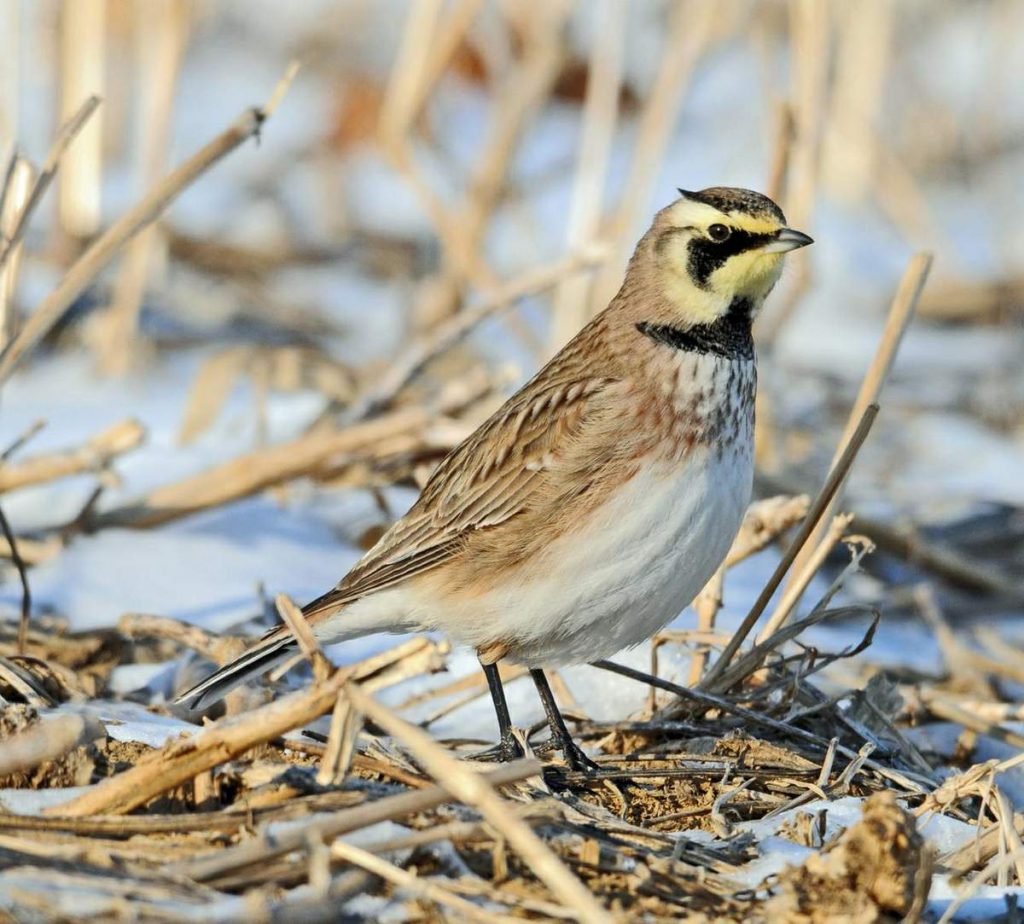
(0, 96, 101, 274)
(783, 251, 932, 600)
(276, 592, 330, 682)
(699, 403, 879, 692)
(117, 612, 243, 665)
(46, 635, 409, 818)
(0, 504, 30, 653)
(90, 369, 490, 530)
(0, 418, 145, 493)
(0, 63, 298, 386)
(330, 839, 514, 924)
(344, 683, 612, 924)
(316, 690, 360, 786)
(688, 567, 725, 686)
(178, 758, 540, 881)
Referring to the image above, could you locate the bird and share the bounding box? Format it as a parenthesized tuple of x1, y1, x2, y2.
(177, 187, 812, 772)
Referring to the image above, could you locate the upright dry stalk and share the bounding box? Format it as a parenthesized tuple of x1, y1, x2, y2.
(0, 156, 32, 349)
(95, 0, 188, 374)
(783, 0, 828, 235)
(700, 404, 879, 692)
(0, 0, 17, 147)
(756, 512, 854, 642)
(58, 0, 106, 239)
(345, 683, 612, 923)
(379, 0, 483, 160)
(548, 0, 625, 352)
(782, 253, 932, 604)
(757, 0, 829, 345)
(822, 0, 893, 202)
(399, 2, 571, 332)
(589, 0, 718, 311)
(378, 0, 445, 160)
(688, 566, 725, 686)
(765, 103, 795, 203)
(0, 96, 102, 273)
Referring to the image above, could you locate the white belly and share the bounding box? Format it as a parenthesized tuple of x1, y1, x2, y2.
(439, 444, 753, 666)
(319, 352, 755, 666)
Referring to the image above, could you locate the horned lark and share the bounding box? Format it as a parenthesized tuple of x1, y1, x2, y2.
(178, 187, 812, 771)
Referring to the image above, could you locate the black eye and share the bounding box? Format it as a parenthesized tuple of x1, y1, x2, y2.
(708, 223, 731, 242)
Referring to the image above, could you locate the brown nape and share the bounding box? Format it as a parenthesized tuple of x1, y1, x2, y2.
(681, 186, 787, 224)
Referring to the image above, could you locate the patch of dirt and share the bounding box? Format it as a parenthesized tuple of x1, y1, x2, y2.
(0, 705, 95, 789)
(759, 792, 930, 923)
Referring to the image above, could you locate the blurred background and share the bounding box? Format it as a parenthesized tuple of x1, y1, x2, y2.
(0, 0, 1022, 723)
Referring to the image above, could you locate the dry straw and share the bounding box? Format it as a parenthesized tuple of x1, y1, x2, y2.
(0, 3, 1018, 918)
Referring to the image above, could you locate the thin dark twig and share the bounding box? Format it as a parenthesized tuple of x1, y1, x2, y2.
(0, 503, 31, 653)
(700, 403, 879, 691)
(707, 603, 877, 693)
(1, 419, 46, 461)
(591, 658, 932, 793)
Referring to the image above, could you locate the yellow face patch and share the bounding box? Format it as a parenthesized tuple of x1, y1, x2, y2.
(706, 248, 785, 300)
(654, 201, 787, 323)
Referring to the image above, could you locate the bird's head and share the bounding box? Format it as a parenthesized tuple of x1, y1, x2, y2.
(643, 187, 812, 324)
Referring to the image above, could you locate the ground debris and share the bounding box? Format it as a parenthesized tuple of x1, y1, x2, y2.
(759, 792, 930, 923)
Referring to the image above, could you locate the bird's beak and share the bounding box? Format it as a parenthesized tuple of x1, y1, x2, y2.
(763, 227, 814, 253)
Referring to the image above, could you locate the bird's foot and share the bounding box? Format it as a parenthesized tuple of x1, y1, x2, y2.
(560, 739, 601, 776)
(497, 729, 527, 763)
(540, 742, 601, 791)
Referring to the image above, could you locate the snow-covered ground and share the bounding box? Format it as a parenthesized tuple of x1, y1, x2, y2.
(1, 3, 1022, 918)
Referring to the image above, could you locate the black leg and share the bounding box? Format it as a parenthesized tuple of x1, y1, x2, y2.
(530, 669, 599, 774)
(481, 661, 524, 762)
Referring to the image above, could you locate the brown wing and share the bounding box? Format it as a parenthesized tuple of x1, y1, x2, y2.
(301, 358, 620, 619)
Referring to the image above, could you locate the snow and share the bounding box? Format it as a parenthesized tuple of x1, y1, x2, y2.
(1, 2, 1023, 915)
(24, 497, 359, 632)
(0, 786, 92, 815)
(73, 701, 199, 749)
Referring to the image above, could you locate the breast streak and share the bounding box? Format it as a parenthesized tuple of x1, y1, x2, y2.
(479, 354, 756, 667)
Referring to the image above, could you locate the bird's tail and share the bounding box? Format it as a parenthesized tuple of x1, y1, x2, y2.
(174, 629, 297, 711)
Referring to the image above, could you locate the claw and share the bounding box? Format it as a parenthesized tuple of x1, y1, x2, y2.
(497, 729, 526, 763)
(561, 741, 601, 775)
